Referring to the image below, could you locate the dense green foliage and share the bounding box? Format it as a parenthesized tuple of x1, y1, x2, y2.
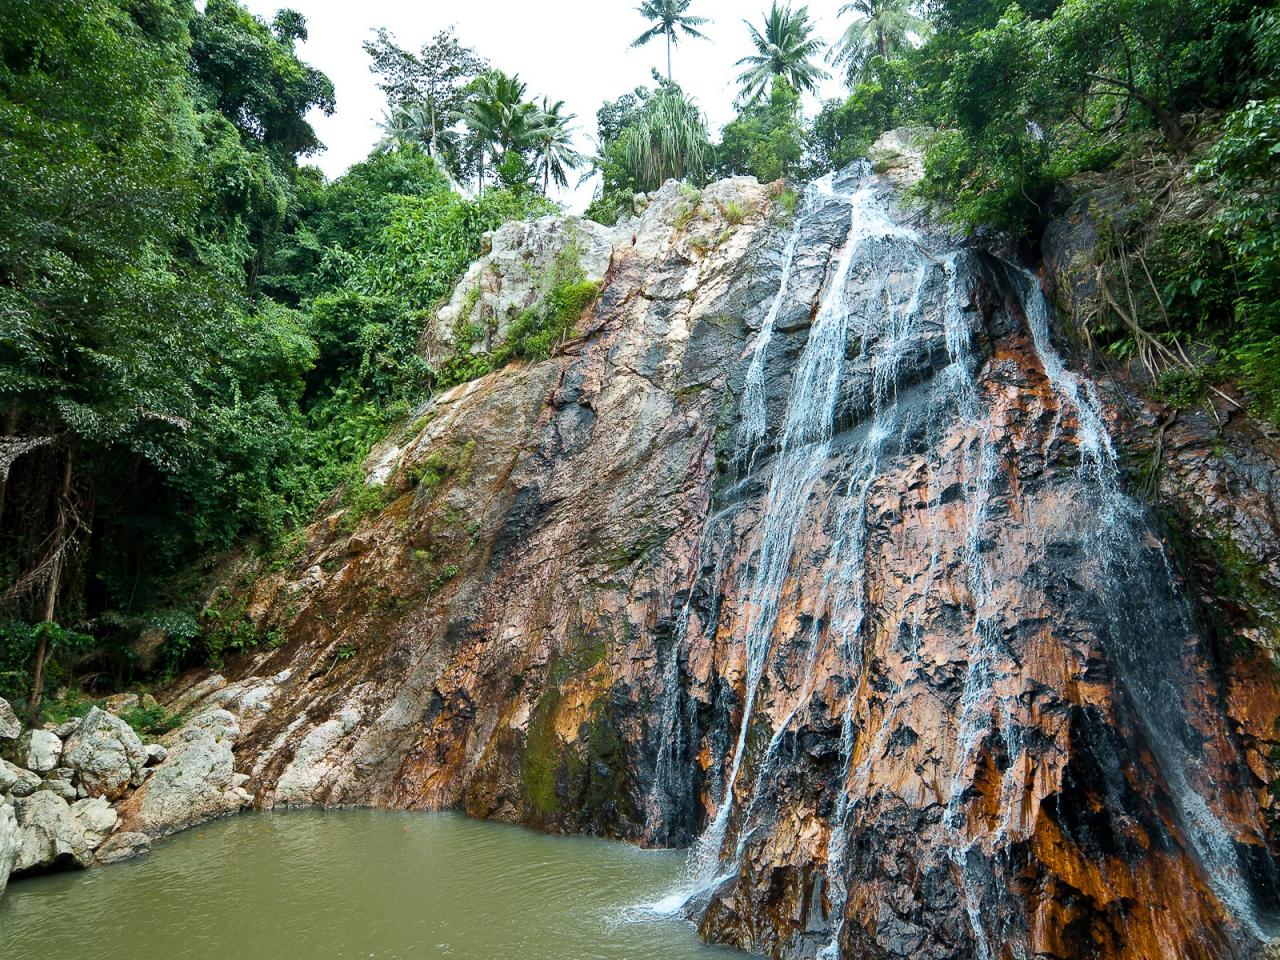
(4, 0, 1278, 714)
(0, 0, 561, 713)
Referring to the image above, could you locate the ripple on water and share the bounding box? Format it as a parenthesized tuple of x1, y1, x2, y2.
(0, 810, 736, 960)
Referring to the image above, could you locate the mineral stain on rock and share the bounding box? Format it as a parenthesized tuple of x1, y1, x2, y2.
(157, 153, 1280, 959)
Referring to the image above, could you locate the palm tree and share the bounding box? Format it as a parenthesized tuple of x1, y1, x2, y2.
(736, 3, 829, 103)
(631, 0, 711, 83)
(828, 0, 929, 82)
(619, 86, 712, 191)
(530, 99, 585, 195)
(374, 103, 431, 153)
(458, 70, 539, 193)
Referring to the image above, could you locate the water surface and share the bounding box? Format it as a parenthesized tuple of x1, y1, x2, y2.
(0, 809, 732, 960)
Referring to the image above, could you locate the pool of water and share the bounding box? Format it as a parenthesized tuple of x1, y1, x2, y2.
(0, 809, 734, 960)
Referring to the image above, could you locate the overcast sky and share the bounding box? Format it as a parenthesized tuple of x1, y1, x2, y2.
(241, 0, 856, 209)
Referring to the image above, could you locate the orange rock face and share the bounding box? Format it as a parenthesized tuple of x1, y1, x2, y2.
(173, 171, 1279, 959)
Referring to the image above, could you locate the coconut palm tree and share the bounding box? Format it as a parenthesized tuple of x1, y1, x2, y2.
(631, 0, 711, 83)
(736, 3, 829, 103)
(619, 86, 712, 191)
(458, 70, 539, 193)
(374, 102, 431, 153)
(530, 99, 585, 195)
(828, 0, 929, 82)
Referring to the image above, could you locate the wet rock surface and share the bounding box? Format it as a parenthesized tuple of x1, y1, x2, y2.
(110, 166, 1280, 959)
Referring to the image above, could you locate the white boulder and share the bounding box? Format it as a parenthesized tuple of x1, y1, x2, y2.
(0, 801, 18, 895)
(62, 707, 147, 800)
(0, 697, 19, 740)
(18, 729, 62, 773)
(69, 797, 117, 851)
(12, 791, 91, 874)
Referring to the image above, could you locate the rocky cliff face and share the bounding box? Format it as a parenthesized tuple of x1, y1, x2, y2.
(168, 158, 1280, 959)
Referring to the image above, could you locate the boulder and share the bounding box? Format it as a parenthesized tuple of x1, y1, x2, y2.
(0, 759, 41, 798)
(114, 709, 247, 838)
(12, 791, 90, 874)
(61, 707, 147, 800)
(867, 126, 934, 192)
(0, 696, 19, 740)
(95, 830, 151, 864)
(0, 800, 18, 896)
(50, 718, 80, 739)
(36, 774, 77, 803)
(144, 743, 168, 766)
(18, 729, 62, 773)
(69, 797, 117, 851)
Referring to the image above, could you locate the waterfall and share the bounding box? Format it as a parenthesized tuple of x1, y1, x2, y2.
(635, 162, 1266, 955)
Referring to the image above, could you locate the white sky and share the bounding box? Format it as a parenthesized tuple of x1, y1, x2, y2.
(241, 0, 855, 209)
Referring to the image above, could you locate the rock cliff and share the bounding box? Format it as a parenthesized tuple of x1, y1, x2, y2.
(156, 158, 1280, 959)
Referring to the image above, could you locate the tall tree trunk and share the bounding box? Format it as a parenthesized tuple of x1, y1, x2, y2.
(28, 445, 73, 723)
(0, 405, 17, 533)
(667, 31, 673, 83)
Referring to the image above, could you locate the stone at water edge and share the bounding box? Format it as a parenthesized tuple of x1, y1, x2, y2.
(61, 706, 148, 800)
(0, 696, 19, 740)
(113, 709, 247, 838)
(70, 796, 118, 851)
(18, 728, 62, 773)
(0, 759, 41, 798)
(94, 830, 150, 865)
(12, 791, 91, 874)
(0, 801, 18, 896)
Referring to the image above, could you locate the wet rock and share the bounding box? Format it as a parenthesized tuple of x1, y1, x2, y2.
(12, 791, 91, 874)
(113, 709, 247, 838)
(69, 797, 117, 851)
(95, 830, 150, 865)
(0, 696, 19, 740)
(61, 707, 147, 800)
(18, 729, 61, 773)
(0, 759, 41, 798)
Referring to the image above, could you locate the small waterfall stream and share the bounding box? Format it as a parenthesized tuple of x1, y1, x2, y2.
(636, 161, 1267, 954)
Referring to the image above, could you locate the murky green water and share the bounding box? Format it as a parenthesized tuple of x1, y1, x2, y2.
(0, 809, 733, 960)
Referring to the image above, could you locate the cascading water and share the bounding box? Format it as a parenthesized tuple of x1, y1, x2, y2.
(635, 160, 1268, 956)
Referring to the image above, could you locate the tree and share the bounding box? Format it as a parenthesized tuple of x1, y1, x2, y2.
(530, 99, 586, 195)
(736, 3, 829, 103)
(458, 71, 541, 194)
(718, 76, 806, 182)
(631, 0, 711, 83)
(828, 0, 929, 83)
(364, 27, 487, 163)
(375, 102, 433, 154)
(191, 0, 335, 161)
(619, 85, 713, 190)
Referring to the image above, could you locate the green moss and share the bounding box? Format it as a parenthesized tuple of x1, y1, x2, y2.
(522, 684, 562, 815)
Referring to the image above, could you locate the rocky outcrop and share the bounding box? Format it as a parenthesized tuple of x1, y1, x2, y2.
(0, 696, 19, 740)
(0, 800, 18, 895)
(11, 792, 92, 875)
(18, 729, 61, 773)
(113, 709, 248, 838)
(117, 163, 1280, 959)
(61, 707, 148, 800)
(0, 701, 254, 894)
